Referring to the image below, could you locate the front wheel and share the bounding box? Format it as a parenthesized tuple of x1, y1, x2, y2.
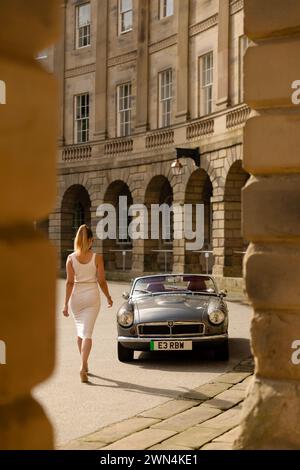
(214, 339, 229, 361)
(118, 343, 134, 362)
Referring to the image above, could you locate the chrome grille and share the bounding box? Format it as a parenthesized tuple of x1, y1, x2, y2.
(137, 322, 205, 337)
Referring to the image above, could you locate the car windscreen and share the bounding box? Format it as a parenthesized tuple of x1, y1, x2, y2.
(132, 275, 217, 296)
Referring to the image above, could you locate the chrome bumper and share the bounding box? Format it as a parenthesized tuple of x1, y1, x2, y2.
(118, 334, 228, 347)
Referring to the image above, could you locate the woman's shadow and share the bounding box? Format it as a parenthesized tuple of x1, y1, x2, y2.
(85, 337, 250, 400)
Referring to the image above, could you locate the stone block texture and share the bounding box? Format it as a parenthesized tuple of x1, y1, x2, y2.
(0, 0, 60, 450)
(234, 0, 300, 450)
(53, 0, 250, 284)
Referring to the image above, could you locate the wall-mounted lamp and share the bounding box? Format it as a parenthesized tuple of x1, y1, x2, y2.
(171, 147, 201, 176)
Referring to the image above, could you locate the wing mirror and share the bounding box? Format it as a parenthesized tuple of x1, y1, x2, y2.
(122, 291, 130, 300)
(219, 289, 228, 298)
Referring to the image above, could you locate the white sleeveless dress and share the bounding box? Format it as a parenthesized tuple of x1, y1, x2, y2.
(69, 252, 101, 339)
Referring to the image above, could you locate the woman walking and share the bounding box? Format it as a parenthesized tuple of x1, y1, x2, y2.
(63, 224, 113, 382)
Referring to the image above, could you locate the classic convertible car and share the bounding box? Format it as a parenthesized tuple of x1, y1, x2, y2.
(116, 274, 229, 362)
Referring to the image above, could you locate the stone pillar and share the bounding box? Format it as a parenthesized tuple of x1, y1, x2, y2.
(0, 0, 60, 449)
(216, 0, 230, 110)
(175, 0, 190, 123)
(53, 0, 66, 146)
(234, 0, 300, 449)
(131, 188, 147, 275)
(91, 198, 102, 256)
(94, 0, 108, 140)
(173, 181, 185, 273)
(135, 0, 149, 134)
(49, 207, 62, 273)
(212, 196, 225, 276)
(132, 239, 145, 274)
(173, 239, 185, 274)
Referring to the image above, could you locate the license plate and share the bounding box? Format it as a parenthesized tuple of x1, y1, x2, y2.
(150, 340, 193, 351)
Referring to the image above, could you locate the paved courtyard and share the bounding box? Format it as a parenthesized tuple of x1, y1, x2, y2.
(61, 359, 254, 450)
(33, 280, 252, 447)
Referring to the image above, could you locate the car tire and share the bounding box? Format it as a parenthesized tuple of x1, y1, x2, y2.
(215, 339, 229, 361)
(118, 343, 134, 362)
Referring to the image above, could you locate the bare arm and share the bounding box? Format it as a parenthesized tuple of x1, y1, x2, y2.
(96, 254, 113, 308)
(63, 256, 75, 317)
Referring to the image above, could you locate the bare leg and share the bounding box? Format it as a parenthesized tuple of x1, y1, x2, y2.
(77, 337, 82, 354)
(81, 338, 92, 373)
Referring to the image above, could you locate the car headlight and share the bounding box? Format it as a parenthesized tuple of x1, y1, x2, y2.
(117, 308, 134, 328)
(208, 309, 225, 325)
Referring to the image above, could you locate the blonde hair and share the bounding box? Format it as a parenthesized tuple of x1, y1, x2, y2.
(74, 225, 93, 253)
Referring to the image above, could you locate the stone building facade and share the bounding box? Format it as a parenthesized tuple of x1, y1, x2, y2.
(50, 0, 250, 290)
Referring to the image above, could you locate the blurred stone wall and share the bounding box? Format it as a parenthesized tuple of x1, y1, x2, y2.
(0, 0, 60, 450)
(235, 0, 300, 449)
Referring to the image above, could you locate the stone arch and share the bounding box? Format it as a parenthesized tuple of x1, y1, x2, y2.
(224, 159, 250, 277)
(57, 172, 94, 209)
(140, 159, 179, 202)
(223, 145, 243, 184)
(95, 168, 135, 206)
(103, 180, 133, 272)
(184, 168, 213, 274)
(144, 175, 173, 273)
(200, 155, 224, 196)
(60, 184, 91, 269)
(173, 154, 222, 203)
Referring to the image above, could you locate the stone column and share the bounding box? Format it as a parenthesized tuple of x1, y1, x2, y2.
(94, 0, 108, 140)
(131, 187, 147, 275)
(131, 239, 145, 274)
(0, 0, 60, 449)
(211, 196, 225, 276)
(173, 181, 186, 273)
(216, 0, 230, 110)
(53, 0, 66, 146)
(135, 0, 149, 134)
(49, 207, 62, 273)
(175, 0, 190, 123)
(235, 0, 300, 449)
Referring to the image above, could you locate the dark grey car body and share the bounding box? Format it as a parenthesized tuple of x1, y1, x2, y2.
(116, 274, 229, 361)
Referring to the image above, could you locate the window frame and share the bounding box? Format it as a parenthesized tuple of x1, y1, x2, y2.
(158, 68, 173, 128)
(159, 0, 174, 19)
(199, 51, 214, 117)
(117, 82, 132, 138)
(75, 2, 91, 49)
(74, 93, 90, 144)
(118, 0, 133, 35)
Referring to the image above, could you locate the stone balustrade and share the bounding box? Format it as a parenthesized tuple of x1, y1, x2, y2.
(145, 129, 174, 149)
(104, 137, 133, 155)
(226, 104, 251, 129)
(186, 117, 214, 140)
(62, 144, 92, 162)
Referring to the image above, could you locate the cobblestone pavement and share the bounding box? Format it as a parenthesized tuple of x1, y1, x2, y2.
(60, 357, 254, 451)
